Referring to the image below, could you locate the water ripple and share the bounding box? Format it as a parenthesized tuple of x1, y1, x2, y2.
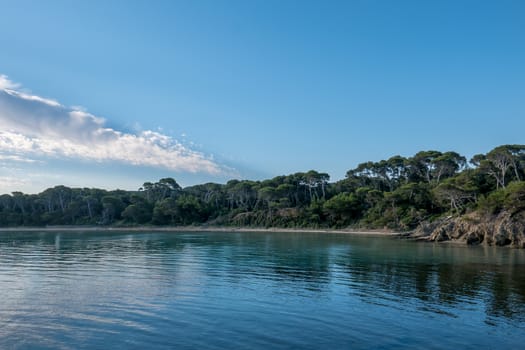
(0, 231, 524, 349)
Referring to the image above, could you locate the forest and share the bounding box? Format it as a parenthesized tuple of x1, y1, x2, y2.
(1, 144, 525, 230)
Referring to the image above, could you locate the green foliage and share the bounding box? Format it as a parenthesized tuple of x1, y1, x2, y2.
(176, 195, 208, 224)
(152, 198, 177, 224)
(323, 193, 362, 226)
(1, 145, 525, 230)
(432, 170, 479, 214)
(478, 190, 506, 215)
(478, 181, 525, 215)
(122, 196, 153, 224)
(504, 181, 525, 214)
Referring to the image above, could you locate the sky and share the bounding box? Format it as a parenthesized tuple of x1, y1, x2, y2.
(0, 0, 524, 194)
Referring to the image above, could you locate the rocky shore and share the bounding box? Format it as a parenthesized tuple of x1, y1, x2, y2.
(410, 211, 525, 248)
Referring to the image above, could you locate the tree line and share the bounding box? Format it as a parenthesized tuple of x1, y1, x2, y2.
(1, 144, 525, 229)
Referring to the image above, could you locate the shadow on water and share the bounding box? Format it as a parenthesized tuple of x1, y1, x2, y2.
(333, 238, 525, 322)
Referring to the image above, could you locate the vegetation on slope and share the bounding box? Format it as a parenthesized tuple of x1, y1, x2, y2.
(1, 145, 525, 242)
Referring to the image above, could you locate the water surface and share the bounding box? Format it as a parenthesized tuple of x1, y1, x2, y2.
(1, 231, 524, 349)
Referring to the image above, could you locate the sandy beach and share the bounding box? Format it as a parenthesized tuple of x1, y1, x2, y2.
(0, 225, 401, 236)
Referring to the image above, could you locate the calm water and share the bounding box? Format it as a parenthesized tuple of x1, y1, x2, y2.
(0, 231, 524, 349)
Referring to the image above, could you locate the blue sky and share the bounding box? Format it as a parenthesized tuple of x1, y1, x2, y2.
(0, 0, 524, 193)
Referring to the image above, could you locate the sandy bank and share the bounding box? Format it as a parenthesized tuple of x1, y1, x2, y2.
(0, 225, 400, 236)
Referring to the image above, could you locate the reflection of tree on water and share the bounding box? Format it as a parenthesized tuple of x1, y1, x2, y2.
(336, 248, 525, 322)
(2, 231, 525, 322)
(487, 270, 525, 320)
(261, 233, 331, 284)
(194, 232, 333, 292)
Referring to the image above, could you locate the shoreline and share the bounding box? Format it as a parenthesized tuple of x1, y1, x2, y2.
(0, 225, 401, 236)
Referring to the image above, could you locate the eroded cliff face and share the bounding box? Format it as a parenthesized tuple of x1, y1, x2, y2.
(412, 211, 525, 248)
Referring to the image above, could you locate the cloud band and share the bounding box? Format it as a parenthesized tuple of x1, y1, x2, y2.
(0, 75, 225, 175)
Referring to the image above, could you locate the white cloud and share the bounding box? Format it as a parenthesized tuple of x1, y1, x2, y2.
(0, 176, 28, 189)
(0, 74, 20, 90)
(4, 88, 61, 107)
(0, 154, 39, 163)
(0, 75, 229, 175)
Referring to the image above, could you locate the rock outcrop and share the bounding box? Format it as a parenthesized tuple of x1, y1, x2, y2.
(411, 211, 525, 248)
